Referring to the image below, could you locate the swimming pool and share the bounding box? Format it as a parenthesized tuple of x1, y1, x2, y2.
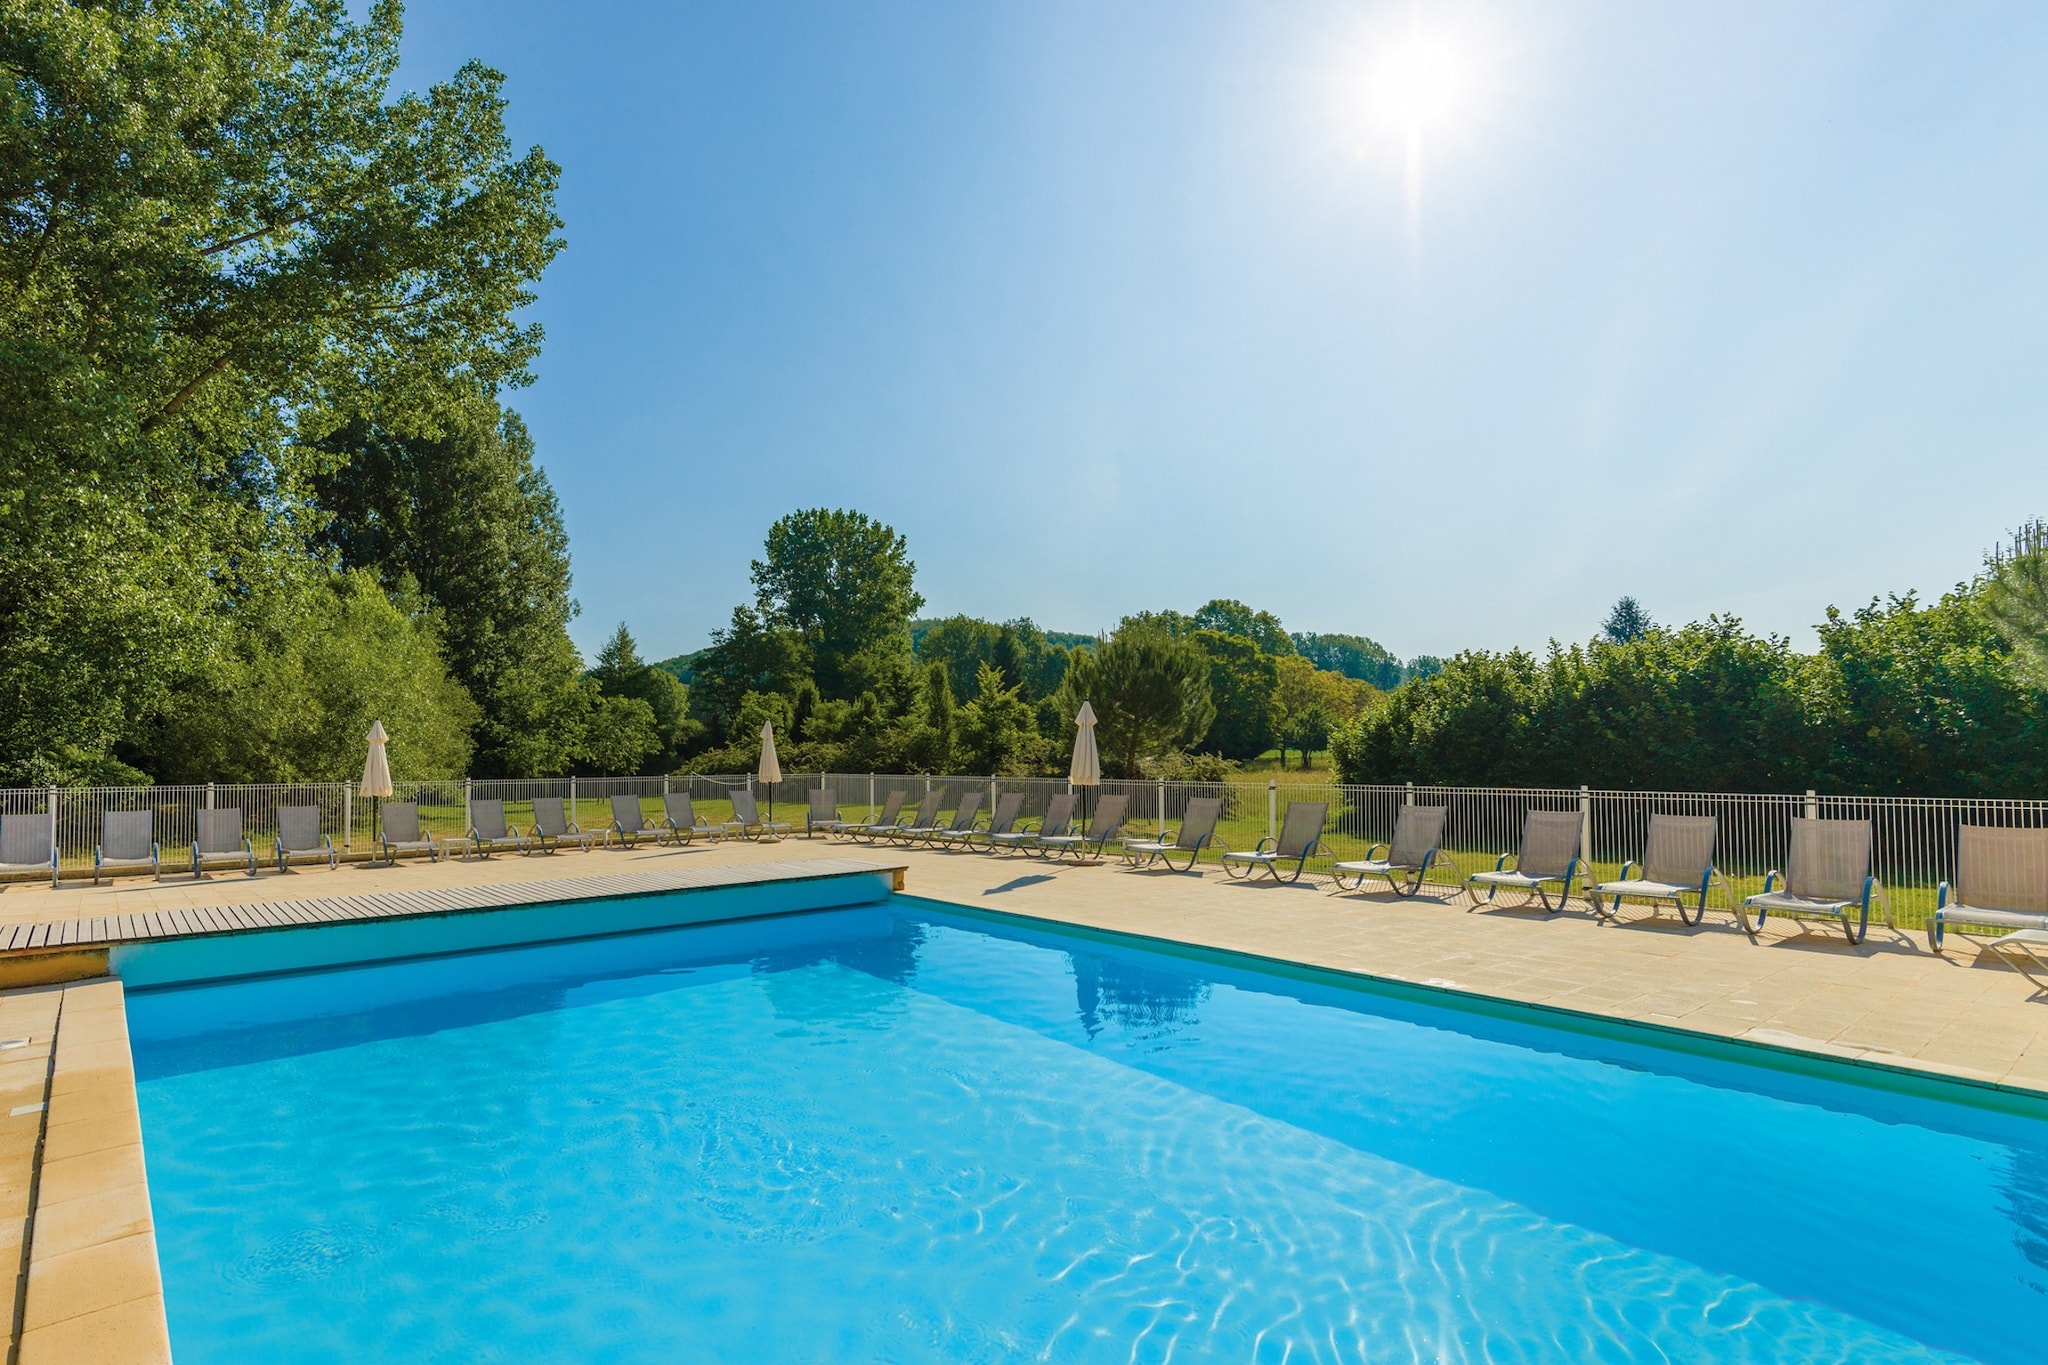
(129, 896, 2048, 1362)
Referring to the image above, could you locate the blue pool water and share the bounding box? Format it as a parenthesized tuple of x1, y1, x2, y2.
(130, 899, 2048, 1363)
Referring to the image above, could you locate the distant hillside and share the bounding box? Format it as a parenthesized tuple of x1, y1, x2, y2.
(908, 619, 1094, 653)
(652, 650, 701, 685)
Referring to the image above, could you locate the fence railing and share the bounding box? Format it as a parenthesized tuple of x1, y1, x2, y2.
(6, 773, 2046, 930)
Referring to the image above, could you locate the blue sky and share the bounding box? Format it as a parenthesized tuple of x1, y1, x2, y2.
(391, 1, 2048, 663)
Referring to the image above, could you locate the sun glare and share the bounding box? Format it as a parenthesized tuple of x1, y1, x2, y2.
(1374, 36, 1469, 132)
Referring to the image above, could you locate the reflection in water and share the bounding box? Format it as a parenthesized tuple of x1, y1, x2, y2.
(1071, 951, 1209, 1043)
(755, 922, 929, 1025)
(2002, 1149, 2048, 1294)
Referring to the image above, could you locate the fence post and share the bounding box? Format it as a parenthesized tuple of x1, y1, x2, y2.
(1268, 780, 1277, 844)
(1579, 785, 1592, 870)
(343, 781, 353, 853)
(990, 774, 998, 820)
(463, 777, 473, 835)
(46, 786, 57, 884)
(1158, 778, 1167, 838)
(663, 775, 670, 798)
(1404, 780, 1414, 807)
(1804, 788, 1818, 820)
(869, 773, 876, 814)
(569, 774, 577, 828)
(205, 781, 215, 811)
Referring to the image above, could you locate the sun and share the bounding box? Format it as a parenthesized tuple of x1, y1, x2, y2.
(1373, 35, 1470, 133)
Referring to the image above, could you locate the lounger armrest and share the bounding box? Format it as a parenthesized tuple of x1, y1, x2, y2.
(1366, 842, 1389, 861)
(1252, 837, 1278, 855)
(1761, 869, 1780, 893)
(1935, 880, 1951, 910)
(1618, 860, 1640, 881)
(1493, 853, 1512, 872)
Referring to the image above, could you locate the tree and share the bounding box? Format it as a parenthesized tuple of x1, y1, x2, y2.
(1192, 600, 1294, 655)
(1271, 655, 1373, 769)
(907, 661, 957, 773)
(1984, 519, 2048, 690)
(0, 0, 562, 782)
(578, 694, 659, 776)
(916, 615, 1004, 702)
(958, 662, 1040, 774)
(1190, 630, 1279, 759)
(591, 624, 697, 770)
(1330, 620, 1825, 792)
(1055, 628, 1215, 778)
(1817, 591, 2047, 797)
(687, 606, 808, 745)
(1292, 632, 1404, 689)
(128, 571, 477, 782)
(751, 510, 922, 698)
(312, 403, 585, 775)
(1603, 597, 1655, 644)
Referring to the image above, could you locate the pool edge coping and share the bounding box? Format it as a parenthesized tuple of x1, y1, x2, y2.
(14, 976, 170, 1364)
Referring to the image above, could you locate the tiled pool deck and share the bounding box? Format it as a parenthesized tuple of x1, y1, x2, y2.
(1, 835, 2043, 1360)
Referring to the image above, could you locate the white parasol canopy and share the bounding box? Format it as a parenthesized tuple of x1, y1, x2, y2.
(758, 719, 782, 785)
(359, 719, 394, 798)
(1068, 702, 1100, 787)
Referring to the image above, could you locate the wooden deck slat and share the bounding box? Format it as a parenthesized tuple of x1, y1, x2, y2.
(0, 858, 906, 958)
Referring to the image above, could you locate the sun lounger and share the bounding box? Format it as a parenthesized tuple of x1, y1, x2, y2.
(456, 798, 528, 858)
(794, 794, 835, 839)
(884, 791, 948, 845)
(959, 792, 1026, 851)
(1929, 826, 2048, 952)
(1222, 801, 1327, 883)
(1331, 805, 1451, 897)
(660, 792, 727, 845)
(606, 795, 660, 849)
(729, 789, 792, 842)
(1124, 797, 1225, 872)
(920, 792, 985, 848)
(275, 805, 338, 871)
(848, 790, 910, 843)
(931, 791, 1004, 848)
(0, 814, 57, 888)
(94, 810, 162, 883)
(1588, 814, 1723, 926)
(1465, 809, 1585, 913)
(1036, 794, 1129, 862)
(191, 808, 256, 878)
(378, 801, 440, 863)
(529, 796, 596, 853)
(989, 793, 1074, 857)
(1740, 817, 1887, 944)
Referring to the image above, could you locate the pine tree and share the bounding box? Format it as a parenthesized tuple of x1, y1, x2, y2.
(1602, 597, 1655, 643)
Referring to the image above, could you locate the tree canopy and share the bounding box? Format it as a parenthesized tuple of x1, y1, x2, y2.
(751, 509, 923, 698)
(0, 0, 568, 783)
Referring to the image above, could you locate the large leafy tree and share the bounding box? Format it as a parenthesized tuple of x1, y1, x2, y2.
(1292, 631, 1404, 690)
(751, 509, 923, 699)
(589, 623, 696, 771)
(312, 405, 585, 774)
(1191, 600, 1294, 655)
(1190, 629, 1278, 760)
(1984, 519, 2048, 690)
(129, 570, 477, 782)
(0, 0, 562, 781)
(1056, 627, 1215, 778)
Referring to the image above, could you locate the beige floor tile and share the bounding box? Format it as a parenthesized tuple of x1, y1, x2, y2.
(17, 1292, 170, 1365)
(21, 1231, 161, 1331)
